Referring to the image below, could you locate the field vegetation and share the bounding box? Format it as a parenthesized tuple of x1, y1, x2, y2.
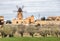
(0, 24, 60, 38)
(0, 37, 60, 41)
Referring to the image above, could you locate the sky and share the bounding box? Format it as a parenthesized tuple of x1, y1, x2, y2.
(0, 0, 60, 20)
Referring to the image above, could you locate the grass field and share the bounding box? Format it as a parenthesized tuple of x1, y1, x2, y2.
(0, 37, 60, 41)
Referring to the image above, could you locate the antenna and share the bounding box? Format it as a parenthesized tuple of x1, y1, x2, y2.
(16, 5, 19, 9)
(38, 13, 40, 19)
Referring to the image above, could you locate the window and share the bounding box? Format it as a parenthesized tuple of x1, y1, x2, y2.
(16, 21, 18, 24)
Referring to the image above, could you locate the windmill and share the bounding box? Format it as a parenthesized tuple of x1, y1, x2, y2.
(14, 5, 26, 20)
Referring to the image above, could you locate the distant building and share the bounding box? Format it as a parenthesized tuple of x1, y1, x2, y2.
(12, 6, 60, 25)
(24, 15, 35, 24)
(12, 7, 35, 25)
(12, 7, 23, 24)
(35, 16, 60, 25)
(47, 16, 60, 21)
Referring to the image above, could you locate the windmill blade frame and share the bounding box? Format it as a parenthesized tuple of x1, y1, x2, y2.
(21, 5, 24, 9)
(16, 5, 19, 9)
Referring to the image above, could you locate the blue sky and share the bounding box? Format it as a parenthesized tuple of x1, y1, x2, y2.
(0, 0, 60, 20)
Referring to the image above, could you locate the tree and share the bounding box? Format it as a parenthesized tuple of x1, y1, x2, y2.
(51, 28, 60, 37)
(39, 30, 47, 37)
(6, 20, 12, 24)
(17, 24, 25, 37)
(27, 25, 36, 37)
(41, 17, 46, 20)
(39, 27, 51, 37)
(1, 24, 16, 38)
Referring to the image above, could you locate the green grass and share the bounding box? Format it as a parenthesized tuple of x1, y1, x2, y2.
(0, 37, 60, 41)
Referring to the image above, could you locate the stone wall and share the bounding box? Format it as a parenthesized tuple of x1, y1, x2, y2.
(35, 20, 60, 25)
(12, 15, 35, 25)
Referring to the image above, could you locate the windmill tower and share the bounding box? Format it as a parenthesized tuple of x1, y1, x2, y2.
(17, 7, 23, 20)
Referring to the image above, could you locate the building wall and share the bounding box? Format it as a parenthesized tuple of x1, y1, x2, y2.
(12, 19, 23, 24)
(17, 12, 23, 20)
(24, 15, 35, 24)
(35, 20, 60, 25)
(47, 16, 60, 21)
(12, 13, 35, 25)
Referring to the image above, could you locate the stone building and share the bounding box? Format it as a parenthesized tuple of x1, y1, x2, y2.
(35, 16, 60, 25)
(24, 15, 35, 24)
(12, 7, 23, 24)
(12, 7, 35, 25)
